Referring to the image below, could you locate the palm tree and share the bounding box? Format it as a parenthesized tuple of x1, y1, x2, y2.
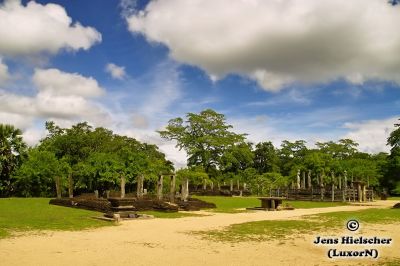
(0, 124, 26, 197)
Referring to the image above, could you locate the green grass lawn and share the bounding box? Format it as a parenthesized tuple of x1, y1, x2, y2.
(388, 197, 400, 201)
(193, 196, 348, 213)
(194, 208, 400, 242)
(0, 198, 113, 239)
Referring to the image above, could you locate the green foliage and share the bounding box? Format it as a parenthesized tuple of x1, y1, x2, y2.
(0, 124, 26, 196)
(253, 141, 280, 174)
(13, 149, 70, 197)
(159, 109, 246, 174)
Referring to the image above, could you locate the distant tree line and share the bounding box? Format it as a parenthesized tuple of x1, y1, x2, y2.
(0, 110, 399, 197)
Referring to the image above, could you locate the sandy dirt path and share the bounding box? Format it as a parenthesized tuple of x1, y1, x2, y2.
(0, 200, 398, 266)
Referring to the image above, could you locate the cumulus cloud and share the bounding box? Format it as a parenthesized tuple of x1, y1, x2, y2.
(0, 68, 110, 128)
(0, 58, 9, 84)
(105, 63, 126, 80)
(343, 117, 397, 154)
(33, 68, 104, 97)
(127, 0, 400, 91)
(0, 0, 101, 56)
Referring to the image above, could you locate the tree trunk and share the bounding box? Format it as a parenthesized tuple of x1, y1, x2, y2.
(120, 175, 126, 198)
(170, 175, 176, 203)
(157, 175, 163, 201)
(55, 176, 61, 199)
(68, 174, 73, 198)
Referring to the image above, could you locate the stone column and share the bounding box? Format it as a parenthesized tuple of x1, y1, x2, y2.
(157, 175, 163, 201)
(296, 169, 300, 189)
(170, 175, 176, 203)
(357, 183, 362, 202)
(136, 174, 144, 199)
(237, 179, 240, 190)
(301, 171, 306, 189)
(120, 175, 126, 198)
(68, 174, 73, 198)
(307, 170, 312, 189)
(182, 177, 189, 202)
(230, 179, 233, 192)
(55, 176, 61, 199)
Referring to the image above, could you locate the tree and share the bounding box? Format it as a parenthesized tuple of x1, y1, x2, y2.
(253, 141, 280, 174)
(386, 119, 400, 194)
(0, 124, 26, 196)
(278, 140, 307, 176)
(13, 149, 70, 197)
(158, 109, 246, 174)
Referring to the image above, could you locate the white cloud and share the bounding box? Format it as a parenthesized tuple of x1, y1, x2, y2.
(343, 117, 397, 154)
(0, 111, 33, 130)
(0, 58, 9, 84)
(127, 0, 400, 91)
(0, 67, 111, 133)
(33, 68, 104, 97)
(105, 63, 126, 80)
(0, 0, 101, 56)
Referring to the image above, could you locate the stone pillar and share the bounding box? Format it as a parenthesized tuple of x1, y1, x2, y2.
(68, 174, 73, 198)
(307, 170, 312, 189)
(94, 190, 99, 198)
(230, 179, 233, 192)
(296, 169, 300, 189)
(55, 176, 61, 199)
(357, 183, 362, 202)
(362, 185, 366, 202)
(243, 183, 247, 190)
(182, 177, 189, 202)
(331, 184, 335, 202)
(203, 179, 207, 190)
(344, 171, 348, 189)
(120, 175, 126, 198)
(338, 176, 342, 190)
(136, 174, 144, 199)
(157, 175, 163, 201)
(237, 179, 240, 190)
(170, 175, 176, 203)
(210, 181, 214, 191)
(301, 171, 306, 189)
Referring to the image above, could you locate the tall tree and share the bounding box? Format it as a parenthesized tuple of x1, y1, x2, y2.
(253, 141, 280, 174)
(0, 124, 26, 196)
(158, 109, 246, 174)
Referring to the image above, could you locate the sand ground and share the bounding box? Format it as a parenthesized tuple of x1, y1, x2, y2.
(0, 200, 399, 266)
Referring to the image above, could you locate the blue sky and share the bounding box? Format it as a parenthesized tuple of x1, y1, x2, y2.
(0, 0, 399, 167)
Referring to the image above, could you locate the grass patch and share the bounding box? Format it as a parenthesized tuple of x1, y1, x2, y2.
(139, 211, 207, 219)
(193, 196, 348, 213)
(0, 198, 114, 238)
(194, 208, 400, 242)
(388, 197, 400, 201)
